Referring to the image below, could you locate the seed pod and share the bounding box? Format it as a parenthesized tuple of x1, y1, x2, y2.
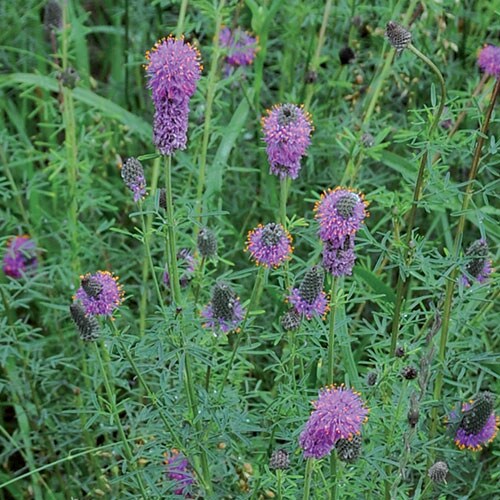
(280, 309, 301, 331)
(385, 21, 412, 53)
(428, 461, 448, 484)
(269, 449, 290, 470)
(336, 434, 362, 463)
(197, 227, 218, 258)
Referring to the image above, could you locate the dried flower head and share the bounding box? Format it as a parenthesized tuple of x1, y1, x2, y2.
(121, 157, 147, 202)
(219, 27, 258, 70)
(428, 461, 448, 484)
(164, 449, 195, 496)
(322, 237, 357, 277)
(163, 249, 196, 289)
(407, 392, 419, 427)
(2, 235, 38, 279)
(269, 449, 290, 470)
(336, 434, 362, 463)
(366, 371, 377, 387)
(57, 67, 80, 89)
(197, 227, 218, 258)
(280, 309, 301, 331)
(246, 222, 292, 268)
(44, 0, 62, 31)
(202, 282, 245, 334)
(401, 366, 418, 380)
(299, 385, 369, 459)
(461, 239, 491, 286)
(262, 103, 313, 179)
(385, 21, 412, 53)
(477, 44, 500, 79)
(145, 36, 202, 103)
(314, 187, 368, 245)
(70, 303, 100, 341)
(453, 392, 498, 451)
(339, 46, 355, 65)
(288, 266, 328, 320)
(158, 188, 167, 210)
(74, 271, 124, 316)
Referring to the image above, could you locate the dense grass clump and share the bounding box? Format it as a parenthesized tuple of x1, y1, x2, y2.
(0, 1, 498, 498)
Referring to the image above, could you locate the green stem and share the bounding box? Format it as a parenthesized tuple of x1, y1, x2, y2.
(330, 453, 338, 500)
(280, 178, 288, 230)
(430, 76, 500, 438)
(390, 42, 447, 355)
(303, 0, 334, 111)
(327, 277, 338, 385)
(94, 342, 148, 498)
(164, 155, 182, 305)
(277, 469, 283, 499)
(302, 458, 314, 500)
(194, 0, 226, 224)
(175, 0, 189, 37)
(217, 267, 265, 395)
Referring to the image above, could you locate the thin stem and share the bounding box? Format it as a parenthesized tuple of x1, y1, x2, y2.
(94, 342, 148, 498)
(302, 458, 314, 500)
(175, 0, 189, 37)
(194, 0, 226, 224)
(430, 77, 500, 438)
(304, 0, 334, 110)
(327, 277, 338, 385)
(330, 453, 338, 499)
(390, 42, 447, 355)
(164, 155, 182, 305)
(280, 178, 288, 230)
(217, 267, 265, 395)
(277, 469, 283, 499)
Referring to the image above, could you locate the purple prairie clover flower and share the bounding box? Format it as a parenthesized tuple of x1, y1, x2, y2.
(163, 249, 196, 289)
(145, 36, 202, 103)
(314, 187, 368, 245)
(201, 282, 245, 334)
(2, 235, 38, 278)
(121, 157, 146, 202)
(164, 449, 195, 496)
(322, 236, 357, 277)
(261, 103, 313, 180)
(299, 385, 369, 459)
(288, 266, 329, 320)
(219, 27, 258, 72)
(246, 222, 293, 268)
(477, 44, 500, 79)
(74, 271, 124, 316)
(452, 392, 498, 451)
(461, 239, 492, 286)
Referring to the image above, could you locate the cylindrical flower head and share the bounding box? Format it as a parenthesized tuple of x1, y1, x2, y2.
(428, 461, 448, 484)
(322, 237, 357, 277)
(461, 239, 491, 286)
(197, 227, 218, 258)
(2, 235, 38, 279)
(201, 282, 245, 333)
(385, 21, 412, 53)
(164, 449, 195, 496)
(70, 302, 100, 341)
(121, 157, 146, 202)
(477, 44, 500, 79)
(336, 434, 362, 463)
(299, 385, 368, 459)
(246, 222, 292, 268)
(314, 188, 368, 244)
(163, 249, 195, 289)
(280, 309, 301, 331)
(153, 97, 190, 156)
(44, 0, 62, 31)
(262, 103, 313, 180)
(219, 27, 258, 68)
(453, 392, 498, 450)
(288, 266, 329, 320)
(145, 36, 202, 103)
(269, 449, 290, 470)
(74, 271, 124, 316)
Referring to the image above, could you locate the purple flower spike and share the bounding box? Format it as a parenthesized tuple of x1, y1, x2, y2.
(478, 44, 500, 79)
(202, 282, 245, 334)
(145, 36, 202, 103)
(121, 157, 146, 202)
(314, 187, 368, 245)
(246, 222, 293, 268)
(163, 248, 196, 289)
(299, 385, 369, 459)
(219, 27, 258, 70)
(288, 288, 328, 320)
(164, 449, 195, 496)
(2, 235, 38, 279)
(461, 239, 492, 286)
(322, 237, 357, 277)
(74, 271, 124, 316)
(262, 103, 313, 180)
